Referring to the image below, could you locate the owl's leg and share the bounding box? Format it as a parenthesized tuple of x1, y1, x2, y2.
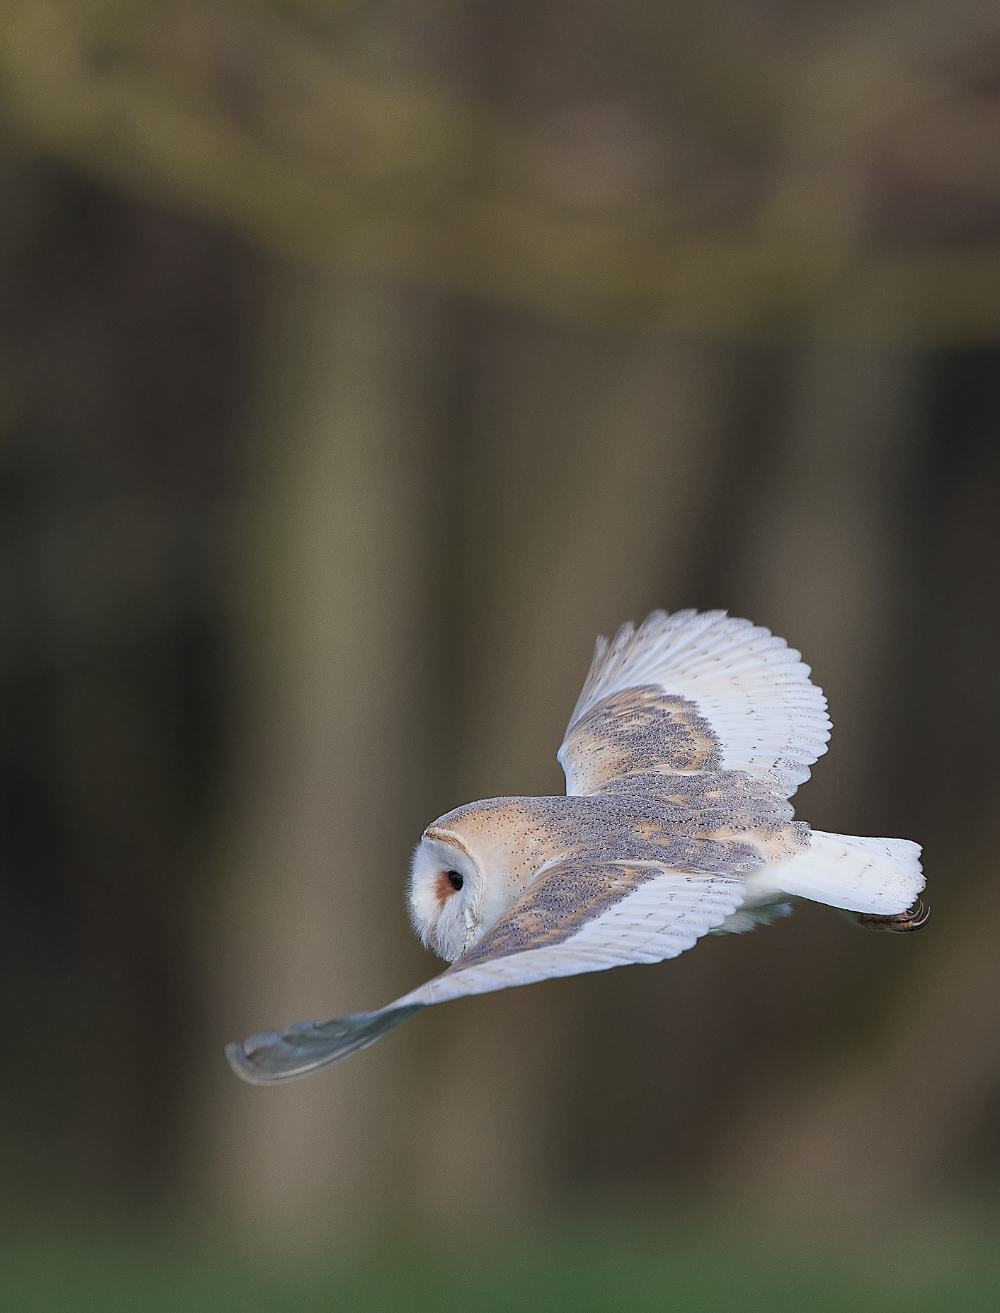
(843, 899, 930, 933)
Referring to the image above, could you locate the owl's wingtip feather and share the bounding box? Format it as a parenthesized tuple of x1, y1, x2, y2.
(225, 1005, 425, 1085)
(226, 1039, 271, 1084)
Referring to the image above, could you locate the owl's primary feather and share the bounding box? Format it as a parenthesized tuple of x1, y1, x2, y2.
(227, 609, 925, 1085)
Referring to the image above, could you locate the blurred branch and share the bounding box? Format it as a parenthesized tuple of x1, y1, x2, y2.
(2, 1, 1000, 341)
(890, 97, 1000, 202)
(609, 0, 791, 140)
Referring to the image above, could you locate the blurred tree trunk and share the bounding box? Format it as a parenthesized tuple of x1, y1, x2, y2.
(734, 346, 919, 827)
(199, 272, 441, 1240)
(709, 344, 936, 1210)
(414, 316, 733, 1213)
(711, 347, 1000, 1216)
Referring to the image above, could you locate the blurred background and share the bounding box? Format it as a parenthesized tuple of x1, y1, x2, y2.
(1, 0, 1000, 1307)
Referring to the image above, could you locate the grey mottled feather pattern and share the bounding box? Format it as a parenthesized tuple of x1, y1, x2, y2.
(442, 786, 766, 967)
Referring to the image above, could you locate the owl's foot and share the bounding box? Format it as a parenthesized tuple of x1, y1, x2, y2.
(850, 899, 930, 933)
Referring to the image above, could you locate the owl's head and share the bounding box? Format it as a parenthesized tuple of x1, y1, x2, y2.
(409, 800, 546, 961)
(408, 829, 479, 961)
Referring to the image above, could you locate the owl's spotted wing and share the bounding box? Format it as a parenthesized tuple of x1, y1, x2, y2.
(559, 610, 831, 799)
(226, 855, 746, 1084)
(425, 853, 746, 994)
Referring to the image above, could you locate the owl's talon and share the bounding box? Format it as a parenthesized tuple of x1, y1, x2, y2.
(851, 898, 930, 933)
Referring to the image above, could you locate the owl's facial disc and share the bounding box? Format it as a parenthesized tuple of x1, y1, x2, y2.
(409, 830, 485, 962)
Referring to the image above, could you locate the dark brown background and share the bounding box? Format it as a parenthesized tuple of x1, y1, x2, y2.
(1, 0, 999, 1244)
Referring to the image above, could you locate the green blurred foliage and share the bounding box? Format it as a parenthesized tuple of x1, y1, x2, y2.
(5, 1220, 1000, 1313)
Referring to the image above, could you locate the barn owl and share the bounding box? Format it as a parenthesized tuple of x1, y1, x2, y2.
(227, 609, 926, 1084)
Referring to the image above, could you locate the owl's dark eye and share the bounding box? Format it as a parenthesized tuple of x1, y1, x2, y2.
(445, 870, 464, 891)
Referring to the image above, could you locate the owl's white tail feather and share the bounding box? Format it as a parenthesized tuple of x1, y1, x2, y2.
(770, 829, 924, 915)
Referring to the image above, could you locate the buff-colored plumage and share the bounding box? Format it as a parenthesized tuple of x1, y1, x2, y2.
(227, 609, 927, 1084)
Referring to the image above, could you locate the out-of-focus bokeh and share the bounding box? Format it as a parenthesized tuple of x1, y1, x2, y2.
(2, 0, 1000, 1305)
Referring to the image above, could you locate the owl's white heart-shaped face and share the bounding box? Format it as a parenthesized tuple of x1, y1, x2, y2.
(408, 830, 487, 961)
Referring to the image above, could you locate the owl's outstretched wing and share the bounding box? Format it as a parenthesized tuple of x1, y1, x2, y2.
(225, 1005, 425, 1085)
(226, 854, 746, 1084)
(558, 610, 831, 800)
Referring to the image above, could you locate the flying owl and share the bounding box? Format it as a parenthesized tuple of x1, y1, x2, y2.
(227, 609, 927, 1084)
